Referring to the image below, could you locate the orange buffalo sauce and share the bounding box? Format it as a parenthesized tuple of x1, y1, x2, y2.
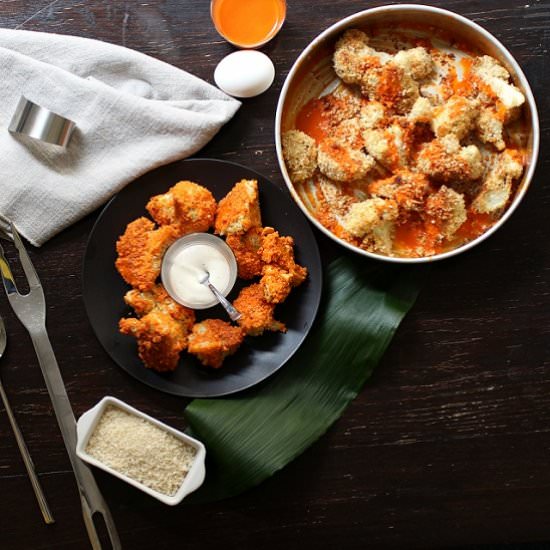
(211, 0, 286, 48)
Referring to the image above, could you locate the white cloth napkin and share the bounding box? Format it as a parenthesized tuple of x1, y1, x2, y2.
(0, 29, 240, 246)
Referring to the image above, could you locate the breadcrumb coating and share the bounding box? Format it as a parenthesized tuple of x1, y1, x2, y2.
(476, 108, 505, 150)
(318, 137, 375, 182)
(124, 284, 195, 329)
(363, 125, 409, 170)
(368, 171, 432, 212)
(146, 180, 216, 236)
(187, 319, 244, 369)
(432, 96, 479, 140)
(408, 97, 433, 123)
(282, 130, 318, 182)
(214, 179, 262, 235)
(417, 135, 483, 183)
(119, 311, 188, 372)
(425, 186, 467, 239)
(471, 150, 523, 214)
(233, 283, 286, 336)
(260, 265, 294, 304)
(342, 197, 398, 239)
(226, 227, 264, 279)
(115, 217, 178, 291)
(393, 47, 434, 80)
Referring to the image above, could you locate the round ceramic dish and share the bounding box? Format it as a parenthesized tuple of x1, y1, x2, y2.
(275, 4, 540, 263)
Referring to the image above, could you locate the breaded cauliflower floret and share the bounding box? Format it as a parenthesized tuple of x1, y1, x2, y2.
(260, 265, 294, 304)
(432, 96, 479, 140)
(115, 218, 178, 291)
(187, 319, 244, 369)
(359, 101, 386, 129)
(259, 228, 308, 286)
(124, 284, 195, 330)
(317, 137, 375, 182)
(214, 179, 261, 235)
(473, 55, 525, 112)
(408, 97, 433, 124)
(342, 197, 398, 238)
(368, 170, 432, 212)
(234, 283, 286, 336)
(393, 47, 434, 80)
(282, 130, 318, 182)
(363, 125, 409, 170)
(332, 83, 365, 115)
(417, 135, 484, 183)
(225, 227, 264, 279)
(333, 118, 364, 148)
(425, 186, 467, 239)
(146, 180, 216, 236)
(361, 63, 419, 114)
(476, 108, 506, 151)
(333, 29, 390, 85)
(119, 311, 188, 372)
(471, 150, 523, 214)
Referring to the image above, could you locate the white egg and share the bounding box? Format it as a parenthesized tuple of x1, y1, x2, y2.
(214, 50, 275, 98)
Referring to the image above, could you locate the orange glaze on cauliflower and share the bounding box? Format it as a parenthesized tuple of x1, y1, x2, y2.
(225, 227, 265, 279)
(214, 179, 262, 236)
(187, 319, 245, 369)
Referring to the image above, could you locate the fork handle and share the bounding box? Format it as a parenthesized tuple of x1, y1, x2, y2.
(0, 380, 55, 524)
(30, 330, 121, 550)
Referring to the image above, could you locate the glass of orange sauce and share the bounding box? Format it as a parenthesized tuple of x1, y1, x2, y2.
(211, 0, 287, 49)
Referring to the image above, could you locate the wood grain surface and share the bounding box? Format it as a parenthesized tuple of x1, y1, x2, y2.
(0, 1, 549, 549)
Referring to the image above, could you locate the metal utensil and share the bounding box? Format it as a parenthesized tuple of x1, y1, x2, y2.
(0, 313, 55, 524)
(199, 270, 242, 322)
(0, 222, 121, 550)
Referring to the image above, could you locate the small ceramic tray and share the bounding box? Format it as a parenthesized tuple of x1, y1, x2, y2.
(76, 396, 206, 505)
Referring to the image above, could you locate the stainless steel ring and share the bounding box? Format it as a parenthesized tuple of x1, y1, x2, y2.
(8, 96, 75, 147)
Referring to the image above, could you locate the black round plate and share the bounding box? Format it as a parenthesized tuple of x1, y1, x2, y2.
(83, 159, 322, 398)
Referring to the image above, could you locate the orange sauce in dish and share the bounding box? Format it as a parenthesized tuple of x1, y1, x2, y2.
(211, 0, 286, 48)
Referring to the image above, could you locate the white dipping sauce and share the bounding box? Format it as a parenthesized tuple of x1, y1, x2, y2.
(163, 240, 233, 308)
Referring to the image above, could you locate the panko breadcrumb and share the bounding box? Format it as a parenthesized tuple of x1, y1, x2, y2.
(425, 186, 467, 239)
(187, 319, 244, 369)
(282, 130, 318, 182)
(146, 180, 216, 236)
(214, 179, 261, 235)
(318, 138, 375, 182)
(226, 227, 264, 279)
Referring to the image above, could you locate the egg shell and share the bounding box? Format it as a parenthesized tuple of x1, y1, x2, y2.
(214, 50, 275, 98)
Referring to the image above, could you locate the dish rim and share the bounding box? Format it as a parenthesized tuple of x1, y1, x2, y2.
(275, 3, 540, 264)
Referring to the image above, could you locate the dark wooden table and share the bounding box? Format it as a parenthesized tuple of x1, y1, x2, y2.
(0, 1, 549, 548)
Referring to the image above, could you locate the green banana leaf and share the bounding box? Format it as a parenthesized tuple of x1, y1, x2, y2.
(185, 255, 425, 502)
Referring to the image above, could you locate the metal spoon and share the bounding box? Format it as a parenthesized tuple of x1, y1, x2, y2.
(0, 313, 55, 524)
(199, 271, 242, 322)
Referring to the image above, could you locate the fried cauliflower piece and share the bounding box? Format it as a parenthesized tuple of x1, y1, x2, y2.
(282, 130, 318, 182)
(363, 125, 409, 170)
(333, 118, 364, 148)
(473, 55, 525, 112)
(259, 228, 307, 286)
(432, 96, 479, 140)
(115, 217, 178, 291)
(361, 62, 420, 114)
(124, 284, 195, 330)
(260, 265, 294, 304)
(119, 311, 188, 372)
(359, 101, 386, 129)
(214, 179, 261, 236)
(187, 319, 244, 369)
(233, 283, 286, 336)
(408, 97, 433, 124)
(368, 170, 432, 212)
(225, 227, 264, 279)
(333, 29, 390, 85)
(476, 107, 506, 151)
(417, 135, 484, 183)
(471, 150, 523, 214)
(146, 180, 216, 236)
(425, 186, 467, 239)
(393, 47, 434, 80)
(318, 137, 375, 182)
(342, 197, 399, 241)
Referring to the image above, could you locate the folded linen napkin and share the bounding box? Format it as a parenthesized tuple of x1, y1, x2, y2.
(0, 29, 240, 246)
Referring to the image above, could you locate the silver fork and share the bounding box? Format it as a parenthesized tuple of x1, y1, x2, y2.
(0, 222, 121, 550)
(0, 312, 55, 524)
